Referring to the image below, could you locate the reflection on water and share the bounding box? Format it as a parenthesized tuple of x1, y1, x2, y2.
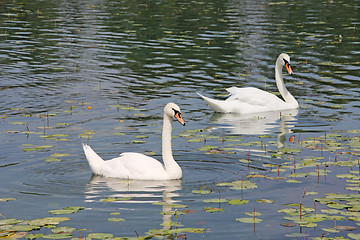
(85, 175, 182, 204)
(208, 109, 298, 148)
(85, 176, 182, 237)
(208, 109, 298, 135)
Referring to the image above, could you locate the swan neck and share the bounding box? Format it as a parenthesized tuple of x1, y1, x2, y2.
(275, 59, 297, 106)
(162, 113, 181, 178)
(162, 113, 173, 163)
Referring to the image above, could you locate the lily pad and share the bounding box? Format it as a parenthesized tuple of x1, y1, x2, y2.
(203, 198, 228, 203)
(132, 140, 146, 144)
(10, 121, 27, 125)
(203, 207, 224, 213)
(108, 217, 125, 222)
(50, 153, 70, 157)
(44, 158, 62, 162)
(192, 189, 211, 195)
(228, 199, 249, 205)
(49, 209, 77, 215)
(321, 228, 339, 233)
(49, 206, 84, 215)
(257, 199, 275, 203)
(42, 233, 74, 239)
(100, 197, 131, 202)
(349, 233, 360, 239)
(0, 198, 16, 202)
(25, 233, 44, 239)
(87, 233, 114, 239)
(236, 217, 263, 223)
(51, 227, 76, 233)
(10, 225, 40, 231)
(0, 218, 23, 225)
(28, 217, 70, 226)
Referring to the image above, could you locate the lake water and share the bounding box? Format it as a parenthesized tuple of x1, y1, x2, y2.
(0, 0, 359, 239)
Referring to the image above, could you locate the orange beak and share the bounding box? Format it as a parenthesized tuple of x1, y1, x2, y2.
(285, 62, 293, 75)
(174, 112, 186, 126)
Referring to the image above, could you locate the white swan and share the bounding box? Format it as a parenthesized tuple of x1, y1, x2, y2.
(197, 53, 299, 114)
(82, 103, 186, 180)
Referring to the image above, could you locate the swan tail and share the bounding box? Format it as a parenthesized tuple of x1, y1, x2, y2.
(82, 143, 104, 174)
(197, 92, 228, 113)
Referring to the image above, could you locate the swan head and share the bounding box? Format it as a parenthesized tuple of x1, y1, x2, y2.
(278, 53, 293, 75)
(164, 103, 186, 126)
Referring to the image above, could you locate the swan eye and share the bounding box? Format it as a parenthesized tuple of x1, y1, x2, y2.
(283, 59, 293, 75)
(172, 108, 186, 126)
(172, 108, 181, 117)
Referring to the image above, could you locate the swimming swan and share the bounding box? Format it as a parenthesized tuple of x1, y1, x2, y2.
(197, 53, 299, 114)
(82, 103, 186, 180)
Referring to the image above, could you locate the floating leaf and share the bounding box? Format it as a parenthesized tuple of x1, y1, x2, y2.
(336, 174, 356, 179)
(49, 209, 77, 215)
(44, 158, 62, 162)
(327, 203, 350, 209)
(23, 145, 54, 152)
(0, 198, 16, 202)
(286, 179, 301, 183)
(100, 197, 131, 202)
(305, 192, 318, 196)
(192, 189, 211, 195)
(256, 199, 275, 203)
(196, 145, 213, 151)
(330, 104, 344, 109)
(55, 123, 71, 126)
(28, 217, 70, 226)
(9, 121, 27, 125)
(108, 218, 125, 222)
(50, 153, 70, 158)
(203, 198, 228, 203)
(49, 206, 84, 215)
(25, 233, 44, 239)
(285, 233, 309, 237)
(335, 225, 357, 231)
(236, 218, 263, 223)
(0, 218, 23, 225)
(112, 132, 125, 136)
(349, 233, 360, 239)
(132, 140, 146, 144)
(87, 233, 114, 239)
(51, 227, 76, 233)
(134, 135, 148, 139)
(301, 223, 317, 228)
(244, 212, 262, 217)
(280, 222, 295, 227)
(110, 212, 121, 215)
(10, 225, 40, 231)
(187, 138, 203, 143)
(42, 233, 73, 239)
(203, 207, 224, 213)
(321, 228, 340, 233)
(228, 199, 249, 205)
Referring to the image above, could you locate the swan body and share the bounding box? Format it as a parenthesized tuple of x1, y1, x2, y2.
(198, 53, 299, 114)
(83, 103, 186, 180)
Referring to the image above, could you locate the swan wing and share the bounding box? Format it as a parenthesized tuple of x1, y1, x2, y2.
(226, 87, 283, 106)
(197, 90, 284, 114)
(99, 152, 167, 180)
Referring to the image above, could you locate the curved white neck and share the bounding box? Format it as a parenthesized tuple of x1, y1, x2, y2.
(275, 59, 298, 107)
(162, 113, 182, 178)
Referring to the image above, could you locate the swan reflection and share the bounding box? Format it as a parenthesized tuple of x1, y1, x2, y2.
(207, 109, 298, 148)
(85, 176, 183, 238)
(85, 175, 182, 204)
